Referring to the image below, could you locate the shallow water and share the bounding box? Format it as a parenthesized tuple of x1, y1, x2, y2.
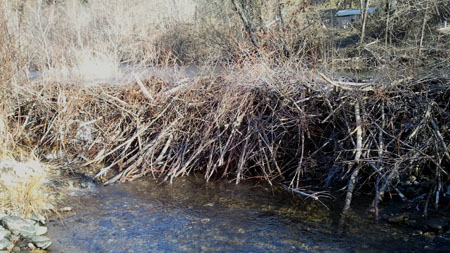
(48, 177, 428, 252)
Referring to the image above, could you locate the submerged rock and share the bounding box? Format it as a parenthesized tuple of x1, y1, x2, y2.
(2, 216, 36, 238)
(426, 218, 448, 232)
(387, 214, 409, 225)
(31, 235, 52, 249)
(434, 236, 450, 246)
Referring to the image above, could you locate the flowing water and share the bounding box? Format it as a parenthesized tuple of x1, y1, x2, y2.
(47, 177, 430, 252)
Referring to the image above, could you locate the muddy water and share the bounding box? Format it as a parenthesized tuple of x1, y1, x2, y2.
(48, 177, 428, 252)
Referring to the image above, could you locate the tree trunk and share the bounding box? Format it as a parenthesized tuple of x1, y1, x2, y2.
(230, 0, 259, 48)
(359, 0, 370, 46)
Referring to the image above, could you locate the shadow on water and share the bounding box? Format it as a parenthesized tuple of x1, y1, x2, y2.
(48, 177, 428, 252)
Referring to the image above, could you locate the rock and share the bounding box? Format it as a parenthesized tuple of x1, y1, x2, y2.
(434, 236, 450, 246)
(28, 243, 37, 251)
(388, 214, 409, 224)
(34, 226, 47, 236)
(0, 239, 10, 250)
(2, 216, 36, 238)
(0, 214, 7, 221)
(200, 218, 210, 224)
(404, 219, 417, 227)
(424, 232, 435, 239)
(412, 230, 423, 236)
(32, 236, 52, 249)
(427, 218, 448, 232)
(59, 207, 72, 213)
(30, 214, 46, 225)
(9, 235, 19, 243)
(0, 227, 10, 240)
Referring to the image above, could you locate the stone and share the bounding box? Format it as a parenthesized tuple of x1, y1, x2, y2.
(424, 232, 435, 239)
(0, 227, 10, 240)
(427, 218, 448, 232)
(404, 219, 417, 227)
(412, 230, 423, 236)
(9, 235, 19, 242)
(434, 236, 450, 246)
(31, 236, 52, 249)
(34, 226, 47, 236)
(28, 243, 37, 251)
(59, 207, 72, 213)
(0, 239, 10, 250)
(0, 214, 7, 221)
(30, 214, 46, 225)
(388, 214, 409, 224)
(2, 216, 36, 238)
(200, 218, 210, 224)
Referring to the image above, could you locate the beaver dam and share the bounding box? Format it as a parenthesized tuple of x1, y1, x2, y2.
(29, 64, 449, 216)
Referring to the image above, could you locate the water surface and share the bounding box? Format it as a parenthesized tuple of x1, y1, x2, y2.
(48, 177, 427, 252)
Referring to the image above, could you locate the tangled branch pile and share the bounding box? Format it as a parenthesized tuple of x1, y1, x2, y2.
(8, 59, 449, 211)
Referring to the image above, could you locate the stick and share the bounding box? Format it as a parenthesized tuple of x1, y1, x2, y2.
(134, 73, 154, 102)
(282, 185, 319, 200)
(342, 101, 363, 217)
(319, 73, 374, 91)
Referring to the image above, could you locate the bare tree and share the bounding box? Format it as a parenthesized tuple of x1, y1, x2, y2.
(359, 0, 370, 46)
(230, 0, 261, 48)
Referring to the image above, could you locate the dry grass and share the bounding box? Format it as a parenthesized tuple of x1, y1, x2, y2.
(0, 160, 54, 218)
(0, 0, 55, 218)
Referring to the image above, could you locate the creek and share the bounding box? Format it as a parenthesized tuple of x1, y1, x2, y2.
(47, 176, 431, 252)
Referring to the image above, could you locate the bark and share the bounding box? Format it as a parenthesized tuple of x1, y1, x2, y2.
(230, 0, 259, 48)
(343, 102, 363, 211)
(359, 0, 370, 46)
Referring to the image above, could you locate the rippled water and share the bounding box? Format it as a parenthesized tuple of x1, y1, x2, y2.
(48, 177, 427, 252)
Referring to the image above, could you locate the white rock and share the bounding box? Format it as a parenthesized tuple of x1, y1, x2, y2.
(0, 226, 10, 240)
(34, 226, 48, 236)
(2, 216, 36, 238)
(32, 236, 52, 249)
(0, 239, 10, 250)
